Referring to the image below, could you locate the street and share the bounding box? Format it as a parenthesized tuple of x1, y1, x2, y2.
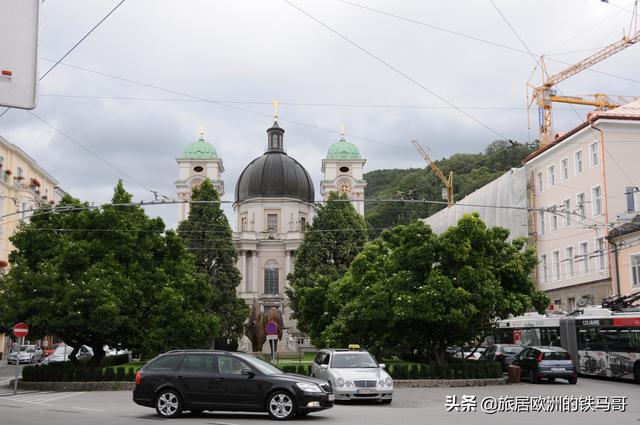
(0, 378, 638, 425)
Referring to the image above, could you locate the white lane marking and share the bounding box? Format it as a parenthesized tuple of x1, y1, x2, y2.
(71, 406, 105, 412)
(38, 392, 85, 403)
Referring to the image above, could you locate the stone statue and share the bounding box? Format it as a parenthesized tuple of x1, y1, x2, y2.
(243, 298, 285, 352)
(237, 335, 251, 353)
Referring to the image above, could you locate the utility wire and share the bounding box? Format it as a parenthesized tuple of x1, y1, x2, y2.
(0, 0, 127, 119)
(283, 0, 508, 140)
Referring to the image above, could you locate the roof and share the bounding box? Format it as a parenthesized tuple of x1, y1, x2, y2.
(607, 214, 640, 239)
(181, 135, 218, 159)
(326, 137, 361, 160)
(523, 99, 640, 163)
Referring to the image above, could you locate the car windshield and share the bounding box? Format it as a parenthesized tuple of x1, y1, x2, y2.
(236, 354, 283, 375)
(502, 346, 523, 354)
(331, 353, 378, 368)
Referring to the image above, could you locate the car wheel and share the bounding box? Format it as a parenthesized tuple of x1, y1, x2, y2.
(529, 370, 539, 384)
(381, 399, 392, 405)
(155, 389, 182, 418)
(267, 391, 296, 420)
(568, 377, 577, 385)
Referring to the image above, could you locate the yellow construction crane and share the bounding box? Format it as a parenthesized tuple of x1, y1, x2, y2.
(531, 3, 640, 147)
(411, 140, 454, 207)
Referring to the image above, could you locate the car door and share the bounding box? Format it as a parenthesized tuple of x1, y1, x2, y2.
(514, 348, 530, 374)
(213, 354, 264, 410)
(314, 352, 331, 381)
(177, 353, 221, 409)
(311, 352, 324, 377)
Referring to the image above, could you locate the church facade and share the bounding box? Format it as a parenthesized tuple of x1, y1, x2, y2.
(176, 120, 366, 340)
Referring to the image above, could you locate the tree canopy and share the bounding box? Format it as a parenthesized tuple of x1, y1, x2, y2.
(177, 179, 248, 349)
(321, 215, 548, 363)
(286, 192, 368, 345)
(0, 181, 218, 366)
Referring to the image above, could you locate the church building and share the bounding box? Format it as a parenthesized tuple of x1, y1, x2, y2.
(176, 119, 366, 338)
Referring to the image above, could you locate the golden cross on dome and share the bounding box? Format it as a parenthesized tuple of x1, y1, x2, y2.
(272, 100, 280, 121)
(340, 124, 345, 139)
(199, 125, 205, 139)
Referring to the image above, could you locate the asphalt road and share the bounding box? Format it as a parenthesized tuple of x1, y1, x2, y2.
(0, 378, 638, 425)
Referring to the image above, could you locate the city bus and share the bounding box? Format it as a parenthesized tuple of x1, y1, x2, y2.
(496, 307, 640, 383)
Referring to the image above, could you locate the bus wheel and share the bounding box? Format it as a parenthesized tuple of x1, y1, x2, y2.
(634, 362, 640, 384)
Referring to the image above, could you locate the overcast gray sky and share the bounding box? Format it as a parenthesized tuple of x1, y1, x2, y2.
(1, 0, 639, 229)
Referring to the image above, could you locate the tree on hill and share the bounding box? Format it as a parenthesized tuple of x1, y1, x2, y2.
(0, 181, 218, 366)
(286, 192, 368, 346)
(322, 215, 548, 363)
(364, 140, 536, 235)
(177, 179, 248, 349)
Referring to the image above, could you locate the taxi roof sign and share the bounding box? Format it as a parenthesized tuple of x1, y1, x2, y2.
(348, 344, 360, 350)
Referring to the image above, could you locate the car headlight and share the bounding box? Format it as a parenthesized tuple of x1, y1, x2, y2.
(344, 380, 354, 388)
(336, 377, 345, 387)
(296, 382, 323, 393)
(385, 377, 393, 387)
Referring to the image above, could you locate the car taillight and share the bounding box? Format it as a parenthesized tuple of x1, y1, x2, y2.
(535, 352, 543, 363)
(135, 370, 141, 385)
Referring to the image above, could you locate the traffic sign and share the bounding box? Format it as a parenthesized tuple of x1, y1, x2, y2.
(266, 321, 278, 335)
(13, 322, 29, 338)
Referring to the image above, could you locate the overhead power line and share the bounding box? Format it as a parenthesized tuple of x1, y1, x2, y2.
(282, 0, 508, 140)
(0, 0, 127, 119)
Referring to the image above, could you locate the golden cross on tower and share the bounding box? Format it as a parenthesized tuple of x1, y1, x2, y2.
(272, 100, 280, 121)
(199, 125, 205, 139)
(340, 124, 345, 139)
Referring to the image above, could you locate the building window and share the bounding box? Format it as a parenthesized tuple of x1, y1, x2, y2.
(536, 172, 543, 193)
(240, 216, 248, 231)
(565, 246, 574, 278)
(266, 214, 278, 232)
(0, 156, 3, 168)
(560, 158, 569, 181)
(548, 165, 556, 187)
(552, 251, 560, 281)
(21, 202, 27, 221)
(538, 211, 545, 235)
(264, 260, 279, 294)
(299, 217, 306, 232)
(631, 255, 640, 287)
(577, 192, 586, 220)
(550, 205, 558, 231)
(539, 254, 548, 283)
(595, 237, 606, 271)
(592, 186, 602, 216)
(562, 199, 571, 227)
(589, 142, 600, 167)
(575, 150, 583, 174)
(580, 242, 589, 275)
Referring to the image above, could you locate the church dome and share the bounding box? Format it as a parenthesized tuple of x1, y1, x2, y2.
(235, 122, 314, 203)
(326, 137, 361, 160)
(182, 134, 218, 159)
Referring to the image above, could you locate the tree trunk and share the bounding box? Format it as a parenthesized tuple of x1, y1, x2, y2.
(88, 345, 105, 369)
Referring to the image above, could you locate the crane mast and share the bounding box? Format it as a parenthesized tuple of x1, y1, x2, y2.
(411, 140, 454, 207)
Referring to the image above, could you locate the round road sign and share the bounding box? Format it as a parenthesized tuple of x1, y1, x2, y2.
(266, 321, 278, 335)
(13, 322, 29, 338)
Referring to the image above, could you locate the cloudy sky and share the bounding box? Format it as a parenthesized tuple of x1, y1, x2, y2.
(1, 0, 639, 229)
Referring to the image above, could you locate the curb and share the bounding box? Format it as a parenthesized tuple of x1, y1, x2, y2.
(13, 377, 508, 391)
(394, 377, 508, 387)
(13, 380, 135, 391)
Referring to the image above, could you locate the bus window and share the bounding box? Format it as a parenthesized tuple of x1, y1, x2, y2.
(621, 329, 640, 353)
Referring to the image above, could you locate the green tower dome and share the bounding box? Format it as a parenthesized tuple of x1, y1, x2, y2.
(326, 137, 361, 160)
(182, 133, 218, 159)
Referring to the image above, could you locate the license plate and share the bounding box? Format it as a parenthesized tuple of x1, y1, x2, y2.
(551, 367, 565, 372)
(328, 394, 335, 401)
(358, 388, 377, 394)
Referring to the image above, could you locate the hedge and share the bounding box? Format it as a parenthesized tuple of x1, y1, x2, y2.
(22, 364, 139, 382)
(278, 364, 311, 376)
(388, 361, 502, 380)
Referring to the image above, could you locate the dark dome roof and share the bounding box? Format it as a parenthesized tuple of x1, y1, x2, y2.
(235, 122, 315, 203)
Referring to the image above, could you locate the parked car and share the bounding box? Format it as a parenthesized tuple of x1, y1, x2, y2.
(42, 345, 93, 364)
(480, 344, 524, 371)
(133, 350, 333, 420)
(453, 346, 486, 361)
(310, 347, 393, 404)
(7, 345, 43, 364)
(512, 346, 577, 384)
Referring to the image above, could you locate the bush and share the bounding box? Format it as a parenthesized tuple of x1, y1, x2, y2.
(116, 367, 126, 381)
(281, 365, 297, 374)
(103, 368, 116, 381)
(100, 353, 130, 367)
(296, 365, 310, 376)
(126, 367, 136, 381)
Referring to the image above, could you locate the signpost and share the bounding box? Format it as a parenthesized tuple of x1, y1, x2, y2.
(12, 322, 29, 394)
(266, 321, 278, 363)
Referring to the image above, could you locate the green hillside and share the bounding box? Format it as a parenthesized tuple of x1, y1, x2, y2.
(364, 140, 536, 235)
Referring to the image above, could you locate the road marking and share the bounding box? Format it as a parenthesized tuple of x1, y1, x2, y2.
(71, 406, 105, 412)
(38, 392, 85, 403)
(47, 409, 82, 413)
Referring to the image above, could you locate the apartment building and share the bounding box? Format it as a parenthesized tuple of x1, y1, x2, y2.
(524, 100, 640, 311)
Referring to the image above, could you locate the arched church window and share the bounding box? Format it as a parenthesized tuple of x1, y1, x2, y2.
(264, 260, 279, 294)
(300, 217, 306, 232)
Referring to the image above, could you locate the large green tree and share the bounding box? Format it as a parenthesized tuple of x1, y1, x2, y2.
(0, 181, 218, 366)
(286, 192, 367, 345)
(177, 180, 248, 349)
(322, 214, 548, 363)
